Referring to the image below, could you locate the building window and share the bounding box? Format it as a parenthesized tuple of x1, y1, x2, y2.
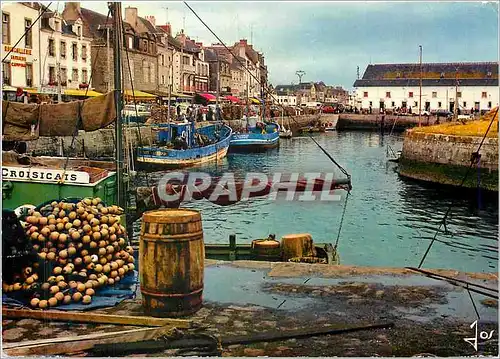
(82, 69, 88, 83)
(369, 101, 372, 107)
(48, 39, 55, 57)
(488, 102, 492, 109)
(391, 101, 395, 107)
(128, 36, 133, 49)
(55, 20, 60, 32)
(60, 41, 66, 58)
(438, 102, 442, 108)
(49, 66, 56, 83)
(25, 63, 33, 86)
(432, 91, 437, 98)
(25, 19, 32, 48)
(161, 54, 164, 66)
(482, 92, 487, 98)
(463, 101, 467, 108)
(161, 75, 165, 84)
(457, 91, 462, 98)
(77, 26, 81, 37)
(363, 91, 368, 98)
(72, 43, 77, 61)
(408, 92, 413, 98)
(414, 101, 418, 107)
(386, 92, 391, 98)
(72, 68, 78, 81)
(3, 61, 11, 85)
(60, 67, 67, 85)
(2, 13, 10, 44)
(82, 45, 87, 61)
(150, 64, 155, 83)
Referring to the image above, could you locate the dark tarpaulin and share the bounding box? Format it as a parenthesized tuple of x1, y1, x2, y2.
(39, 101, 79, 136)
(2, 100, 40, 141)
(2, 91, 117, 140)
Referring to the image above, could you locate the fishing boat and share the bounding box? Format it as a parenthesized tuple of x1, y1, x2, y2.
(136, 121, 233, 168)
(1, 3, 129, 213)
(229, 116, 280, 152)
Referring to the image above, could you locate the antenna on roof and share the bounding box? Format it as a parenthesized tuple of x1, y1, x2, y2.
(357, 66, 360, 80)
(162, 6, 169, 23)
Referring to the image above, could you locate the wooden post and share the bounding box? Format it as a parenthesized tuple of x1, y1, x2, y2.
(229, 234, 236, 261)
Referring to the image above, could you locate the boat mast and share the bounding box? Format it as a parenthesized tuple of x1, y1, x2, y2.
(111, 2, 125, 208)
(418, 45, 422, 127)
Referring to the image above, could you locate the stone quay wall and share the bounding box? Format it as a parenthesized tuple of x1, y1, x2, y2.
(399, 130, 498, 191)
(336, 114, 438, 132)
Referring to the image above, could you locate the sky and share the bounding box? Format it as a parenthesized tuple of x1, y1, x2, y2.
(70, 1, 499, 89)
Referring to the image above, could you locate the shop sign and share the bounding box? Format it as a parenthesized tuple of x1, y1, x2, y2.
(2, 166, 90, 184)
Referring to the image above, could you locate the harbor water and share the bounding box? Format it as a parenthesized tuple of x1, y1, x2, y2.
(137, 131, 498, 274)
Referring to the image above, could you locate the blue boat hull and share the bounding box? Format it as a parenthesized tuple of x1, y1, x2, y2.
(136, 124, 232, 168)
(229, 123, 280, 152)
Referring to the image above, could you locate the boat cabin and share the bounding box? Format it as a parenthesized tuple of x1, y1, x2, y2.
(157, 122, 196, 149)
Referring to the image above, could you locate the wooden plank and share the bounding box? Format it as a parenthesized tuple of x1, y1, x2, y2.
(221, 322, 395, 345)
(3, 326, 172, 356)
(2, 308, 191, 328)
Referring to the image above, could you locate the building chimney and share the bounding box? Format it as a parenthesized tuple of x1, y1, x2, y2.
(145, 15, 156, 27)
(124, 7, 138, 28)
(239, 39, 247, 46)
(195, 42, 203, 48)
(159, 23, 171, 36)
(62, 2, 81, 21)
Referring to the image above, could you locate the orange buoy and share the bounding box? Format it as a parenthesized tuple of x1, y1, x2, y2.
(139, 209, 204, 317)
(281, 233, 316, 261)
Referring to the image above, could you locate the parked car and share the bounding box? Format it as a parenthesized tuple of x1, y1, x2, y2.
(321, 105, 335, 114)
(431, 109, 453, 117)
(413, 110, 431, 116)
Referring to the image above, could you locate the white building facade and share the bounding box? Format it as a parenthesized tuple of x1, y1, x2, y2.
(274, 94, 297, 106)
(1, 2, 41, 90)
(39, 12, 92, 92)
(354, 62, 499, 113)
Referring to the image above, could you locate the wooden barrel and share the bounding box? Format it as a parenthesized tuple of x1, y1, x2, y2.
(139, 209, 204, 317)
(251, 239, 281, 261)
(281, 233, 315, 261)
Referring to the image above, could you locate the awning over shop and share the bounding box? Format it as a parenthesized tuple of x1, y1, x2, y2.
(64, 89, 103, 97)
(198, 93, 216, 101)
(224, 95, 241, 104)
(123, 89, 156, 101)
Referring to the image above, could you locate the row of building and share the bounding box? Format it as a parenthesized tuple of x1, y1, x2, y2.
(352, 62, 499, 113)
(1, 2, 268, 99)
(272, 82, 349, 106)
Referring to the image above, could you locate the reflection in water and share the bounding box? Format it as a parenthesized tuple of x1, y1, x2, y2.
(136, 131, 498, 273)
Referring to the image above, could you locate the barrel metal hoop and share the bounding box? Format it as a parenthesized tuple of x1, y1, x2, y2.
(140, 286, 203, 298)
(140, 230, 204, 242)
(142, 216, 201, 225)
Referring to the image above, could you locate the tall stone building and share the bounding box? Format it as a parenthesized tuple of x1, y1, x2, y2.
(153, 22, 175, 96)
(205, 46, 232, 95)
(62, 2, 159, 94)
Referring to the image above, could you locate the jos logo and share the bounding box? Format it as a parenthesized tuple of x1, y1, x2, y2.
(463, 320, 495, 351)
